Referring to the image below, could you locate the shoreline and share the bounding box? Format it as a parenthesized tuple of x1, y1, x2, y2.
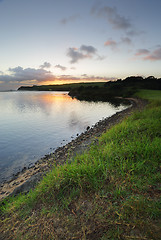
(0, 98, 147, 200)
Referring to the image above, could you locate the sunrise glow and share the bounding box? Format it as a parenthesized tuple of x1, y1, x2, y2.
(0, 0, 161, 90)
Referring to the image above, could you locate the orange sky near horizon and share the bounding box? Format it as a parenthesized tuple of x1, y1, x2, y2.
(39, 77, 110, 86)
(1, 0, 161, 91)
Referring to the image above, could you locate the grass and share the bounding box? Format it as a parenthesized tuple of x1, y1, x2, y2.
(0, 89, 161, 239)
(135, 89, 161, 101)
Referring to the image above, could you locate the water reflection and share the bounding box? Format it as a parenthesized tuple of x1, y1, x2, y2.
(13, 91, 74, 115)
(68, 110, 90, 131)
(0, 91, 129, 183)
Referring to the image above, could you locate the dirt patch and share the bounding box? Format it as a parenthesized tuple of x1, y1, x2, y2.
(0, 98, 147, 200)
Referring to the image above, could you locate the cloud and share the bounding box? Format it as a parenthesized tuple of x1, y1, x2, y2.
(80, 45, 97, 54)
(40, 62, 51, 69)
(58, 74, 116, 82)
(92, 4, 143, 37)
(135, 47, 161, 61)
(97, 55, 106, 60)
(80, 75, 117, 82)
(144, 48, 161, 61)
(121, 37, 132, 45)
(135, 49, 150, 56)
(104, 37, 132, 50)
(0, 65, 110, 86)
(60, 15, 80, 25)
(67, 48, 86, 63)
(55, 64, 67, 71)
(126, 30, 144, 37)
(67, 45, 102, 63)
(0, 66, 55, 84)
(92, 5, 132, 31)
(0, 64, 116, 90)
(104, 40, 117, 50)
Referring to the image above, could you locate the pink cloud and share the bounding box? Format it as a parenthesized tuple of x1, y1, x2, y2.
(104, 40, 117, 47)
(135, 47, 161, 61)
(104, 37, 132, 51)
(104, 40, 118, 50)
(135, 49, 150, 56)
(144, 48, 161, 61)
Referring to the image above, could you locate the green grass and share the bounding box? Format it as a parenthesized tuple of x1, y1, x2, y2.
(0, 90, 161, 239)
(135, 89, 161, 101)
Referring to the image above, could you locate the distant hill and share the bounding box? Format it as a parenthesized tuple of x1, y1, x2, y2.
(17, 82, 105, 91)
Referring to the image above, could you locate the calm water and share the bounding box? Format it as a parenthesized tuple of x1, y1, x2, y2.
(0, 91, 128, 183)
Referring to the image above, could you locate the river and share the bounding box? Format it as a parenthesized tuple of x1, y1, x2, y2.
(0, 91, 128, 183)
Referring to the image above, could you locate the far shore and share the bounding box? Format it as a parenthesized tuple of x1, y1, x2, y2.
(0, 97, 147, 200)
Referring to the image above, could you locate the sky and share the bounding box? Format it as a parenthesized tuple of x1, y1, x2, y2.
(0, 0, 161, 90)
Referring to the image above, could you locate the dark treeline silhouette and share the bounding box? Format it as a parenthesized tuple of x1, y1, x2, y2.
(68, 76, 161, 102)
(105, 76, 161, 91)
(17, 82, 105, 91)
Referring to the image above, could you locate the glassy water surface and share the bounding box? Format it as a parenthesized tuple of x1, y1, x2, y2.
(0, 91, 128, 183)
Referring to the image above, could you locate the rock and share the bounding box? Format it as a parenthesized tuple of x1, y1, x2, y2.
(22, 167, 27, 172)
(9, 172, 43, 197)
(0, 191, 6, 195)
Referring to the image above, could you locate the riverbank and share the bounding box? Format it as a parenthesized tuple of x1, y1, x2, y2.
(0, 97, 146, 200)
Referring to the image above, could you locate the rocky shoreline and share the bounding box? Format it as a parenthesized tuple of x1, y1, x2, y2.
(0, 98, 147, 200)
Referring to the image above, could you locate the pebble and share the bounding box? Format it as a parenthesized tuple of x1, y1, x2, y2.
(1, 191, 6, 195)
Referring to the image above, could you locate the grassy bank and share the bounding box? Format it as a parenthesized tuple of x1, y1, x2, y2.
(68, 77, 161, 102)
(0, 90, 161, 239)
